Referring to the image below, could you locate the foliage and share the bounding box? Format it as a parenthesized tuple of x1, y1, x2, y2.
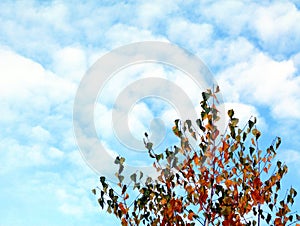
(93, 87, 300, 226)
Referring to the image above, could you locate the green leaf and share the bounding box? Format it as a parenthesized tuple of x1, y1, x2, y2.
(146, 142, 153, 151)
(231, 118, 239, 127)
(98, 198, 104, 209)
(155, 153, 163, 161)
(202, 91, 210, 101)
(120, 157, 125, 165)
(109, 188, 114, 199)
(185, 119, 192, 130)
(268, 203, 273, 211)
(248, 119, 255, 129)
(100, 176, 106, 186)
(277, 161, 282, 168)
(130, 173, 137, 182)
(118, 164, 124, 174)
(92, 188, 96, 195)
(139, 171, 143, 180)
(121, 185, 127, 195)
(228, 109, 234, 119)
(174, 119, 180, 128)
(196, 118, 205, 132)
(252, 128, 261, 140)
(276, 137, 281, 149)
(114, 156, 120, 164)
(119, 175, 124, 183)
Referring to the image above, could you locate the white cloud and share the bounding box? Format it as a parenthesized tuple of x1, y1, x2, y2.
(199, 1, 300, 56)
(278, 149, 300, 165)
(0, 48, 78, 175)
(105, 24, 165, 47)
(200, 1, 254, 36)
(252, 2, 300, 55)
(31, 126, 52, 142)
(199, 37, 256, 69)
(136, 0, 179, 29)
(48, 147, 64, 159)
(59, 203, 83, 216)
(218, 52, 300, 119)
(0, 47, 75, 105)
(167, 18, 213, 49)
(52, 46, 88, 82)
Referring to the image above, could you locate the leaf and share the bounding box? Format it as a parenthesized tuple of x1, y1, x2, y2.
(116, 173, 124, 184)
(188, 211, 195, 220)
(124, 193, 129, 200)
(248, 119, 255, 129)
(118, 203, 128, 214)
(100, 176, 106, 186)
(92, 188, 96, 195)
(139, 171, 143, 180)
(276, 137, 281, 149)
(202, 91, 210, 101)
(130, 173, 137, 183)
(221, 206, 231, 216)
(231, 118, 239, 127)
(119, 164, 124, 174)
(98, 198, 104, 209)
(114, 156, 120, 164)
(252, 128, 261, 140)
(185, 119, 192, 130)
(172, 126, 182, 138)
(193, 154, 200, 165)
(121, 185, 127, 195)
(251, 138, 256, 146)
(266, 213, 271, 224)
(277, 161, 282, 168)
(174, 119, 180, 128)
(228, 109, 234, 119)
(146, 142, 153, 151)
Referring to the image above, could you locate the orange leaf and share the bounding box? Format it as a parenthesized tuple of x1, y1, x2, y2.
(124, 193, 129, 200)
(188, 211, 195, 220)
(225, 179, 233, 187)
(161, 198, 167, 205)
(186, 185, 194, 194)
(221, 140, 230, 152)
(251, 138, 256, 146)
(232, 167, 237, 174)
(118, 203, 128, 214)
(216, 175, 223, 183)
(193, 154, 200, 165)
(121, 218, 128, 226)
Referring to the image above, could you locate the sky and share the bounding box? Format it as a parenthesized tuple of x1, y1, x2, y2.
(0, 1, 300, 225)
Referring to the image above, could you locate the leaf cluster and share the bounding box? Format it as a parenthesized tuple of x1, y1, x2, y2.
(93, 87, 299, 226)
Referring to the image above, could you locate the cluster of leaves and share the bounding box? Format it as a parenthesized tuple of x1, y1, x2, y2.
(92, 87, 300, 226)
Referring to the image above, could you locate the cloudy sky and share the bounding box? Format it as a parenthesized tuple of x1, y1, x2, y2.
(0, 1, 300, 225)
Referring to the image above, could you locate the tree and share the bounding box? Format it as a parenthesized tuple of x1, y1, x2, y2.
(92, 87, 300, 226)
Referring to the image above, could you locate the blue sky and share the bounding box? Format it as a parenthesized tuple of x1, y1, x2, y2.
(0, 1, 300, 225)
